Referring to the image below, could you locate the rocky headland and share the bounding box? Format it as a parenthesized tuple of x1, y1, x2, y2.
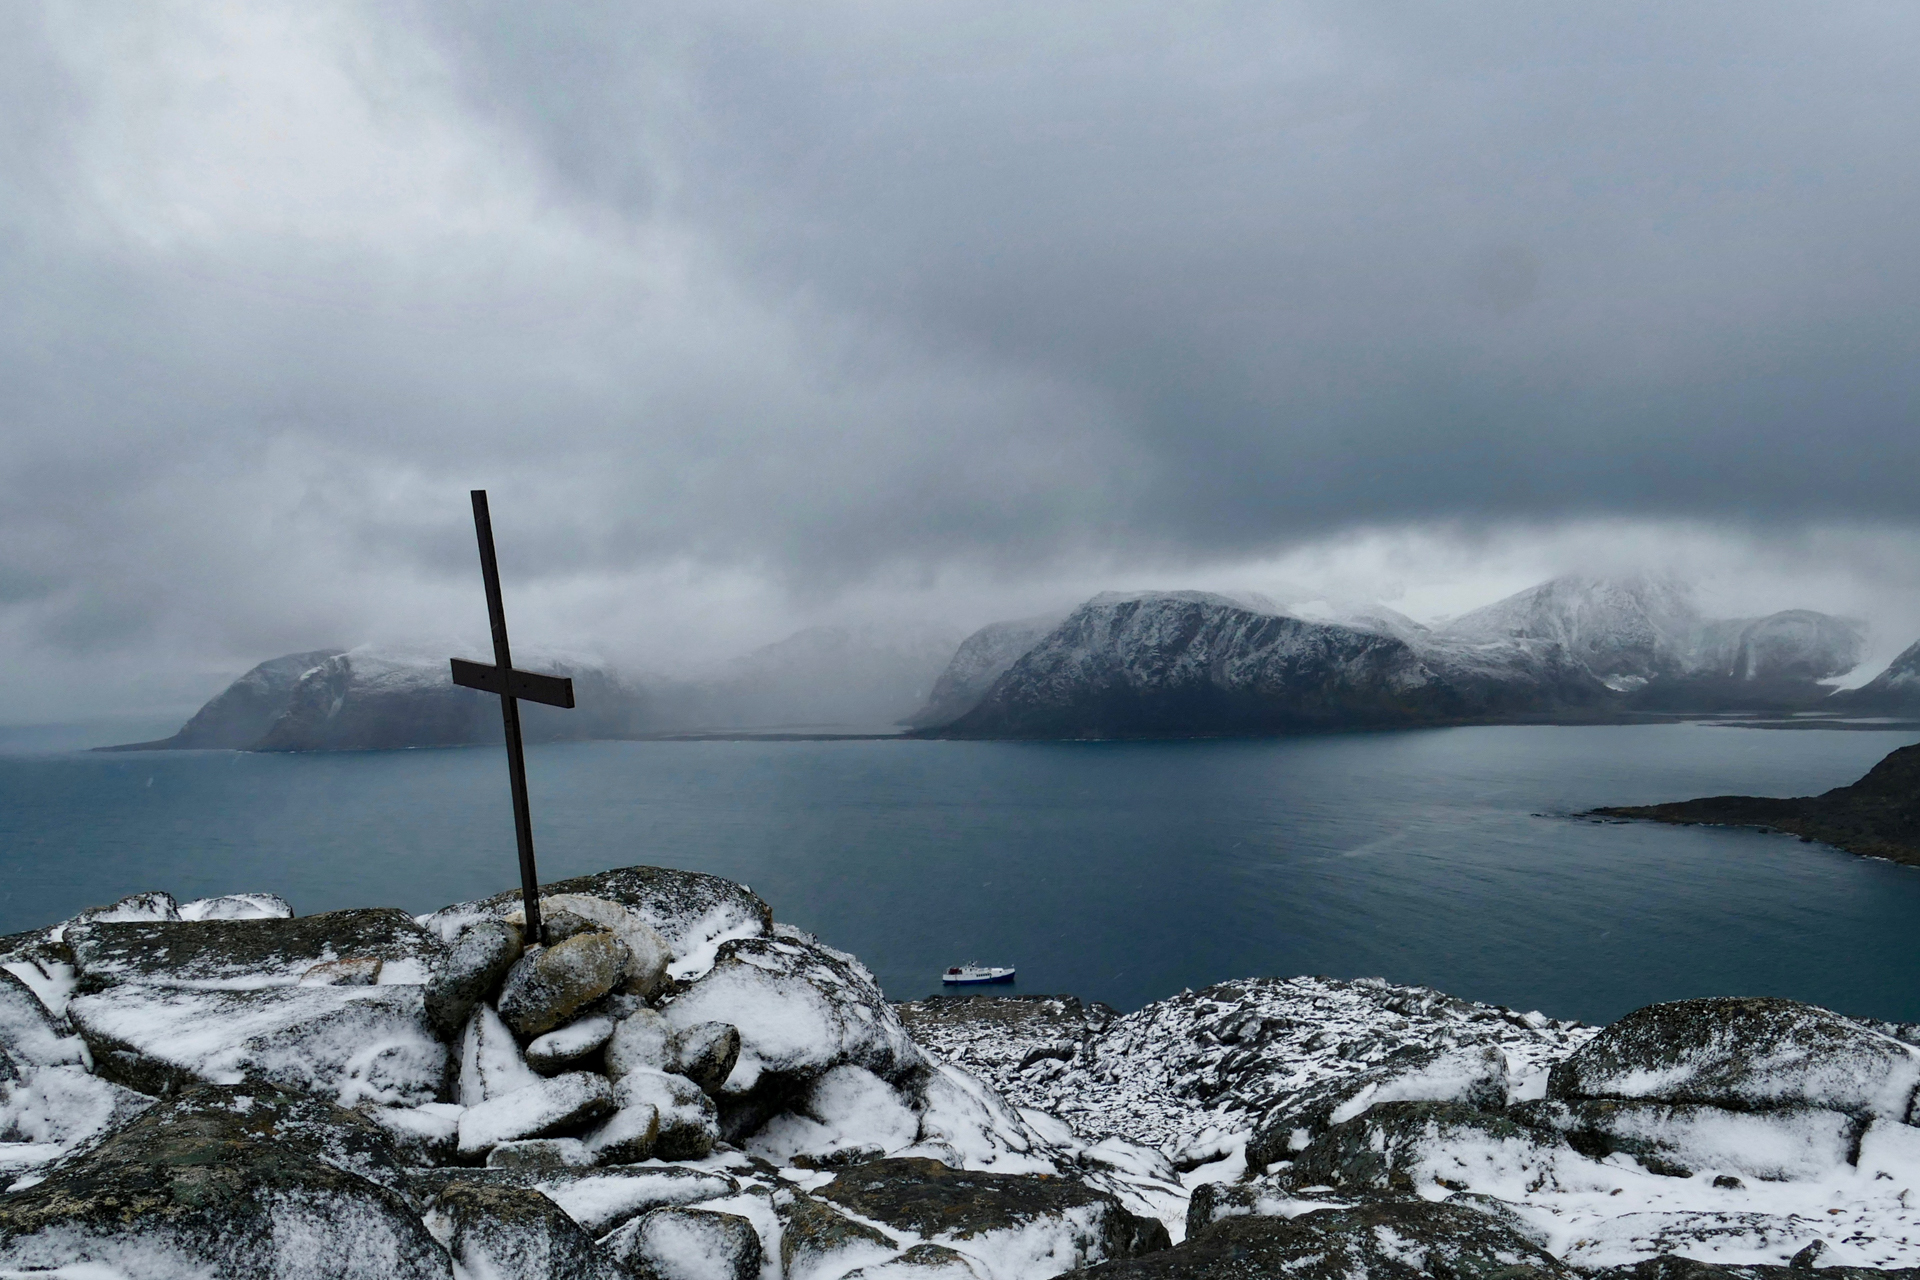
(1590, 743, 1920, 867)
(3, 866, 1920, 1277)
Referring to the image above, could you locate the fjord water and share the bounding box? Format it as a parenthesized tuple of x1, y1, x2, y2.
(3, 724, 1917, 1025)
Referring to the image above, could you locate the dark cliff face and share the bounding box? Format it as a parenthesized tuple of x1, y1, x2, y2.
(937, 593, 1601, 739)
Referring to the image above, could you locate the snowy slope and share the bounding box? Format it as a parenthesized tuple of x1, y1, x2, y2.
(908, 613, 1069, 728)
(1828, 638, 1920, 713)
(1439, 575, 1703, 691)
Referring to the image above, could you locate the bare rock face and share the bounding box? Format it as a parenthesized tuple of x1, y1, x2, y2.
(497, 934, 627, 1039)
(1066, 1199, 1572, 1279)
(67, 908, 445, 991)
(601, 1205, 764, 1280)
(778, 1190, 900, 1276)
(0, 1083, 448, 1280)
(424, 1179, 625, 1280)
(1547, 997, 1920, 1123)
(671, 1021, 743, 1096)
(526, 894, 673, 997)
(817, 1157, 1170, 1272)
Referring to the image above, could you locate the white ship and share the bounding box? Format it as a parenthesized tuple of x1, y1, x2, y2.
(942, 963, 1015, 985)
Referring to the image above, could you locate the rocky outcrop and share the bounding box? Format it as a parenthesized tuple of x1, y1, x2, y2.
(1591, 742, 1920, 866)
(13, 865, 1920, 1277)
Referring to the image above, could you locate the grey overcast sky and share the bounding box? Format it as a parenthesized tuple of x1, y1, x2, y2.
(4, 2, 1919, 721)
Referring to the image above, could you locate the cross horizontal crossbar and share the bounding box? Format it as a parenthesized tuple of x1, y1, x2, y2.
(450, 657, 576, 709)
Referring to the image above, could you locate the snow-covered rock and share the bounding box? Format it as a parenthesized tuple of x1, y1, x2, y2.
(529, 1014, 618, 1073)
(750, 1063, 922, 1166)
(498, 933, 628, 1038)
(526, 892, 673, 997)
(777, 1189, 902, 1279)
(459, 1002, 541, 1104)
(814, 1156, 1171, 1279)
(456, 1071, 615, 1159)
(0, 1083, 447, 1279)
(179, 891, 295, 920)
(421, 865, 772, 984)
(1074, 1197, 1572, 1280)
(425, 917, 522, 1038)
(70, 981, 448, 1107)
(598, 1068, 718, 1160)
(425, 1178, 625, 1280)
(602, 1204, 765, 1280)
(1243, 1042, 1512, 1168)
(664, 930, 925, 1102)
(66, 907, 445, 990)
(1439, 574, 1705, 687)
(1547, 996, 1920, 1122)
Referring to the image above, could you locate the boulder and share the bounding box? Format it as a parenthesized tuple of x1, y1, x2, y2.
(663, 934, 924, 1097)
(0, 1083, 447, 1279)
(1514, 1097, 1857, 1181)
(67, 907, 445, 990)
(422, 865, 772, 981)
(505, 1166, 742, 1237)
(674, 1020, 743, 1095)
(457, 1071, 616, 1159)
(69, 981, 448, 1107)
(487, 1137, 598, 1170)
(498, 934, 627, 1038)
(600, 1069, 719, 1160)
(1244, 1042, 1511, 1169)
(606, 1007, 675, 1079)
(460, 1002, 542, 1104)
(0, 1064, 154, 1163)
(424, 919, 521, 1039)
(179, 892, 294, 921)
(1285, 1100, 1577, 1197)
(519, 894, 673, 997)
(1548, 997, 1920, 1123)
(601, 1205, 764, 1280)
(779, 1190, 899, 1278)
(1064, 1198, 1572, 1279)
(583, 1098, 659, 1164)
(424, 1179, 624, 1280)
(817, 1157, 1169, 1272)
(528, 1014, 617, 1073)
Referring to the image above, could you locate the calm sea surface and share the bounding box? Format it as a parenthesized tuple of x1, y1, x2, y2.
(2, 724, 1916, 1025)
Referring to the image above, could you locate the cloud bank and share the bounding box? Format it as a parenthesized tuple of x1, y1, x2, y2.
(3, 2, 1918, 719)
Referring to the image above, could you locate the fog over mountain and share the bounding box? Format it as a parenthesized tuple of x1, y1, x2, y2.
(4, 3, 1920, 723)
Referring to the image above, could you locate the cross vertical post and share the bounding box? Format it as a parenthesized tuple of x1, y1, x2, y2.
(455, 490, 576, 944)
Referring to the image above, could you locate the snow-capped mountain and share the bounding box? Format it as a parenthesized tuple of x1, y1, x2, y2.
(252, 646, 648, 751)
(106, 649, 345, 750)
(1437, 575, 1703, 691)
(1827, 638, 1920, 714)
(935, 591, 1605, 738)
(905, 612, 1068, 728)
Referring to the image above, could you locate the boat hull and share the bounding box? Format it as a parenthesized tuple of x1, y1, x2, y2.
(941, 968, 1015, 985)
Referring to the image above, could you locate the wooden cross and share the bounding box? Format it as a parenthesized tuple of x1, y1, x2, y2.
(451, 490, 574, 943)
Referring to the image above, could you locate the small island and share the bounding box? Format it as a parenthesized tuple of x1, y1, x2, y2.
(1590, 742, 1920, 866)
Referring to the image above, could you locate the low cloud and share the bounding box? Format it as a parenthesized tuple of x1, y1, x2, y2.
(3, 2, 1918, 719)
